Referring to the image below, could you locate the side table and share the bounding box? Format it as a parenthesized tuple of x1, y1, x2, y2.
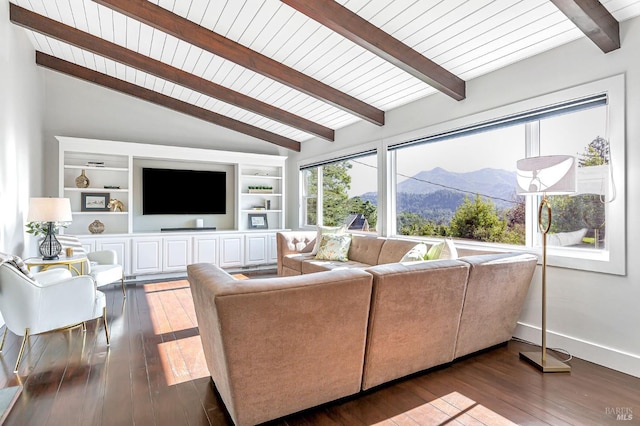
(24, 255, 88, 276)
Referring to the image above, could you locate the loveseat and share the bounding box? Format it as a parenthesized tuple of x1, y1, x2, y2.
(188, 234, 537, 425)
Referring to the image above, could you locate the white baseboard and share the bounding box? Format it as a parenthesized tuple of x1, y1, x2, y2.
(514, 322, 640, 378)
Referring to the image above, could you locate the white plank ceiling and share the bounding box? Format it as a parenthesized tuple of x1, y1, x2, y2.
(9, 0, 640, 147)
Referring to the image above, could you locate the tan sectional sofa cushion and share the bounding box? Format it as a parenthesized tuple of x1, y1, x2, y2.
(454, 253, 537, 359)
(362, 260, 471, 390)
(188, 263, 373, 426)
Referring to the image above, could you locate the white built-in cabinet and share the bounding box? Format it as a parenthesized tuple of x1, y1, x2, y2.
(58, 136, 287, 277)
(219, 234, 244, 268)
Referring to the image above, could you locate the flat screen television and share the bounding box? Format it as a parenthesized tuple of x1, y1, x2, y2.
(142, 168, 226, 215)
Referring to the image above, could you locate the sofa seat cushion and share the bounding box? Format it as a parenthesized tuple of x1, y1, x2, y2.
(301, 259, 371, 274)
(282, 253, 315, 273)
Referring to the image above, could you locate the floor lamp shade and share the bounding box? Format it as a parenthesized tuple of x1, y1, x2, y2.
(515, 155, 576, 373)
(27, 198, 73, 260)
(516, 155, 577, 195)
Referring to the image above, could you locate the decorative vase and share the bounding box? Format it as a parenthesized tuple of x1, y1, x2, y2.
(75, 169, 90, 188)
(88, 219, 105, 234)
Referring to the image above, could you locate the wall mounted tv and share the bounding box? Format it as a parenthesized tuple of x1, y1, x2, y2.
(142, 168, 226, 215)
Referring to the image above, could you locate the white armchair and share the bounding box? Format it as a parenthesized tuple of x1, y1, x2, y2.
(57, 235, 126, 296)
(0, 258, 109, 373)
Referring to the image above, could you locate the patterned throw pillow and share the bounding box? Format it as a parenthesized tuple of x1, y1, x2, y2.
(400, 243, 428, 262)
(310, 225, 347, 255)
(314, 233, 352, 262)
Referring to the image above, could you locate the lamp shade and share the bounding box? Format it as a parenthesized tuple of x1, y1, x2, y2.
(516, 155, 576, 195)
(27, 197, 73, 222)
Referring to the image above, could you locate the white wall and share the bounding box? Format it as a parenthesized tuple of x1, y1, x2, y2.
(287, 17, 640, 377)
(0, 1, 44, 257)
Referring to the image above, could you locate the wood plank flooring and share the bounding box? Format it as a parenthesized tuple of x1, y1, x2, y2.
(0, 277, 638, 425)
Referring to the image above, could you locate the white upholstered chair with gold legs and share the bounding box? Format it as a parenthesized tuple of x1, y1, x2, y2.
(57, 235, 126, 297)
(0, 255, 109, 373)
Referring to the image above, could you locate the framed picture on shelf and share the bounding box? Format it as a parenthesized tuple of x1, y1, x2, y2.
(81, 192, 110, 211)
(248, 213, 268, 229)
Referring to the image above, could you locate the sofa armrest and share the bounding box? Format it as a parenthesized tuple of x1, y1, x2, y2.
(275, 231, 316, 275)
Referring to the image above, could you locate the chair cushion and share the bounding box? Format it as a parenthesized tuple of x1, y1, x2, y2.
(91, 264, 123, 287)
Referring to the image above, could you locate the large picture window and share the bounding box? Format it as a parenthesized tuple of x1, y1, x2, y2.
(392, 103, 610, 254)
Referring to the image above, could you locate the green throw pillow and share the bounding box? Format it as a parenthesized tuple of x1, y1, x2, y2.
(314, 233, 352, 262)
(425, 242, 445, 260)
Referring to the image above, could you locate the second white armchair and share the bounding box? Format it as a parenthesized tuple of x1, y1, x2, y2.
(57, 235, 126, 296)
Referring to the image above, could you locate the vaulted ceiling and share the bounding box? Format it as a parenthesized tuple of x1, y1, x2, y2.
(9, 0, 640, 151)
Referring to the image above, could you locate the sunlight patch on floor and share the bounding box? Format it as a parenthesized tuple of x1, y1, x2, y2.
(145, 280, 209, 386)
(157, 336, 209, 386)
(144, 280, 196, 335)
(374, 392, 516, 426)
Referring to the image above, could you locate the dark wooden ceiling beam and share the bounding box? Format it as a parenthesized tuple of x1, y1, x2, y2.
(280, 0, 465, 101)
(9, 4, 332, 142)
(91, 0, 385, 126)
(549, 0, 620, 53)
(35, 52, 300, 151)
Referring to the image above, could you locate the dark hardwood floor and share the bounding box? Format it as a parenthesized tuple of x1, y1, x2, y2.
(1, 277, 638, 425)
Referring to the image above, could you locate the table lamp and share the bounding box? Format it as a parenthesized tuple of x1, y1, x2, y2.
(27, 197, 73, 260)
(516, 155, 576, 372)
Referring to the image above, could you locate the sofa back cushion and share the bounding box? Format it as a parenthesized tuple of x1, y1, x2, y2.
(187, 263, 373, 426)
(348, 235, 386, 265)
(453, 253, 537, 359)
(377, 238, 423, 265)
(362, 260, 470, 390)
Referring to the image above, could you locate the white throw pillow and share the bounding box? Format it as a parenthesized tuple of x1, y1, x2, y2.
(400, 243, 428, 262)
(441, 238, 458, 259)
(310, 225, 347, 255)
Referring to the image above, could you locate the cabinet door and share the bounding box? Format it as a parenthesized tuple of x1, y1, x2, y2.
(193, 235, 219, 265)
(219, 235, 244, 268)
(132, 237, 162, 275)
(268, 233, 278, 264)
(245, 234, 269, 266)
(96, 237, 131, 276)
(163, 236, 192, 272)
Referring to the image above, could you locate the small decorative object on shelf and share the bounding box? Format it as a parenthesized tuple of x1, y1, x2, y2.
(248, 185, 273, 194)
(104, 185, 121, 189)
(88, 219, 105, 234)
(107, 198, 124, 212)
(86, 161, 105, 167)
(75, 169, 90, 188)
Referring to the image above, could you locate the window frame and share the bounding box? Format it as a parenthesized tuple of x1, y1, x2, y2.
(298, 143, 381, 234)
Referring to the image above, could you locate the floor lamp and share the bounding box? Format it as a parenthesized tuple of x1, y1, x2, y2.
(516, 155, 576, 373)
(27, 197, 73, 260)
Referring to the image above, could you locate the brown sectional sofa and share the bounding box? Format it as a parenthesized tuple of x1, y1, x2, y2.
(188, 231, 537, 425)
